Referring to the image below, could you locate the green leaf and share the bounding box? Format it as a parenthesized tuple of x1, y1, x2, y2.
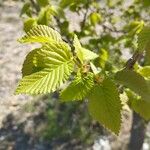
(138, 26, 150, 64)
(142, 0, 150, 7)
(145, 48, 150, 65)
(60, 0, 74, 8)
(20, 2, 32, 17)
(107, 0, 121, 7)
(37, 6, 57, 25)
(138, 66, 150, 79)
(36, 0, 49, 7)
(125, 21, 144, 37)
(23, 18, 37, 33)
(19, 25, 62, 43)
(89, 12, 102, 26)
(22, 49, 43, 77)
(60, 0, 87, 8)
(127, 91, 150, 121)
(115, 69, 150, 102)
(37, 7, 51, 25)
(88, 78, 122, 134)
(73, 35, 98, 63)
(90, 62, 100, 75)
(61, 72, 94, 101)
(16, 42, 74, 95)
(99, 48, 108, 68)
(138, 26, 150, 52)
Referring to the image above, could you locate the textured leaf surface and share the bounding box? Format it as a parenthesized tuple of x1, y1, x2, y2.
(138, 26, 150, 52)
(88, 78, 122, 134)
(115, 70, 150, 102)
(73, 35, 98, 63)
(61, 72, 94, 101)
(16, 42, 74, 95)
(127, 91, 150, 121)
(19, 25, 62, 43)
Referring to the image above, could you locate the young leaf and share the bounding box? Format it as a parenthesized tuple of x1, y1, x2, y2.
(16, 42, 74, 95)
(20, 2, 31, 17)
(127, 91, 150, 121)
(60, 0, 74, 8)
(22, 49, 44, 77)
(90, 62, 100, 75)
(61, 72, 94, 101)
(88, 78, 122, 134)
(89, 12, 102, 26)
(37, 7, 51, 25)
(19, 25, 62, 43)
(37, 6, 57, 25)
(99, 48, 108, 68)
(36, 0, 49, 7)
(115, 69, 150, 102)
(125, 21, 144, 37)
(138, 26, 150, 52)
(138, 66, 150, 79)
(73, 35, 98, 63)
(145, 49, 150, 65)
(23, 18, 37, 33)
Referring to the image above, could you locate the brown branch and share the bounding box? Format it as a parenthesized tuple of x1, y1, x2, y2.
(102, 24, 126, 34)
(125, 51, 143, 69)
(80, 1, 90, 30)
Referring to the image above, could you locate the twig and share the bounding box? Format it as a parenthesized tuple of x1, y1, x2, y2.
(125, 51, 143, 69)
(53, 17, 71, 44)
(80, 2, 89, 30)
(102, 24, 126, 34)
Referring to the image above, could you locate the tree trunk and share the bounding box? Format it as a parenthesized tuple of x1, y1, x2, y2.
(128, 111, 146, 150)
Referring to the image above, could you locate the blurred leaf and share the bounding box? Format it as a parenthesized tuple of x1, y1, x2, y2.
(89, 12, 102, 26)
(145, 49, 150, 65)
(36, 0, 49, 7)
(115, 69, 150, 102)
(99, 48, 108, 68)
(142, 0, 150, 7)
(20, 2, 32, 17)
(125, 21, 144, 36)
(90, 62, 100, 75)
(138, 26, 150, 52)
(73, 35, 98, 63)
(107, 0, 121, 7)
(37, 6, 57, 25)
(60, 0, 74, 8)
(23, 18, 37, 33)
(138, 66, 150, 79)
(127, 90, 150, 121)
(59, 21, 69, 35)
(60, 0, 87, 8)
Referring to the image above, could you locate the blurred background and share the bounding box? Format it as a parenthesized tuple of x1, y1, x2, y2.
(0, 0, 150, 150)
